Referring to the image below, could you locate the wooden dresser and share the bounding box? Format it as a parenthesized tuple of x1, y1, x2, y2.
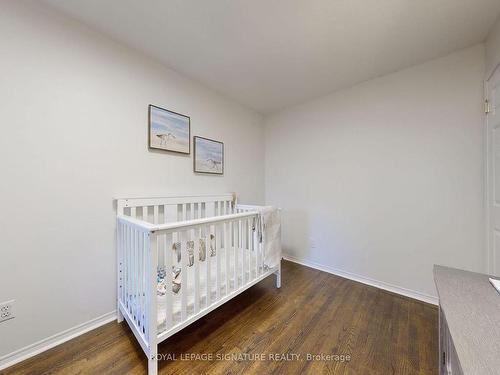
(434, 265, 500, 375)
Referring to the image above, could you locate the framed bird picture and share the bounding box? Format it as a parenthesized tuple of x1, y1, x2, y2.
(148, 104, 190, 154)
(194, 136, 224, 175)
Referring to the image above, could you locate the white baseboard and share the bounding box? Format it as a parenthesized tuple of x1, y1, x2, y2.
(283, 254, 438, 306)
(0, 310, 117, 371)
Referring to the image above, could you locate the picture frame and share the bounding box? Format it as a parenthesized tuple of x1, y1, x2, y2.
(148, 104, 190, 154)
(193, 136, 224, 175)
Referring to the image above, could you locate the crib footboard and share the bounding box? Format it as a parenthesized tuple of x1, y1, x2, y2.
(117, 218, 159, 367)
(117, 209, 279, 375)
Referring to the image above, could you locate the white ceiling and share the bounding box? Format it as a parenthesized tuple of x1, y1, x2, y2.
(43, 0, 500, 114)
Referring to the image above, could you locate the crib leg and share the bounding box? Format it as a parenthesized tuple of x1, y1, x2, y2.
(117, 305, 124, 323)
(275, 262, 281, 289)
(148, 351, 158, 375)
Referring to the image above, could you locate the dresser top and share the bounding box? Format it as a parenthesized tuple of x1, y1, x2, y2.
(434, 265, 500, 375)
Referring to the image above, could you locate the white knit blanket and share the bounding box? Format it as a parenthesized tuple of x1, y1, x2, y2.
(256, 206, 282, 269)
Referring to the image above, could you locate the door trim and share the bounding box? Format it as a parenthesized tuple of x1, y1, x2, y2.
(485, 63, 500, 275)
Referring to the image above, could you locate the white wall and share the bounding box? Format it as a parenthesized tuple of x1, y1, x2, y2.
(486, 14, 500, 78)
(0, 1, 264, 359)
(265, 45, 486, 300)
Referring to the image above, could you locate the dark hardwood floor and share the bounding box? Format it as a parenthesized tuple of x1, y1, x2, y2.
(4, 261, 438, 375)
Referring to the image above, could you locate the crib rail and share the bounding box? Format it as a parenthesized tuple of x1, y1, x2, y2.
(116, 208, 267, 355)
(117, 193, 236, 224)
(118, 211, 257, 233)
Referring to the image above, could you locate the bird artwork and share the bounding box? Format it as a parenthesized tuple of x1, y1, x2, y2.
(156, 133, 176, 145)
(205, 158, 222, 170)
(194, 136, 223, 174)
(149, 105, 190, 153)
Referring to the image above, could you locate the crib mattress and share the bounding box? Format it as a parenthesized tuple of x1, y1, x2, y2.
(157, 247, 261, 331)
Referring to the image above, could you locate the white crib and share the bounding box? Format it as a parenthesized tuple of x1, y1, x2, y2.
(116, 194, 281, 375)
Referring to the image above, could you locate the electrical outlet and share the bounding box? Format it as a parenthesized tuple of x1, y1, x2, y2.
(0, 300, 15, 323)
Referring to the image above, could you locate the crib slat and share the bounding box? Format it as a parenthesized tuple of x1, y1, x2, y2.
(247, 219, 251, 280)
(131, 206, 136, 218)
(137, 231, 142, 328)
(123, 225, 127, 308)
(130, 227, 134, 312)
(233, 220, 238, 288)
(137, 231, 141, 329)
(125, 225, 128, 304)
(206, 225, 211, 307)
(131, 228, 135, 313)
(161, 207, 167, 269)
(125, 226, 129, 310)
(154, 206, 162, 265)
(251, 218, 259, 278)
(180, 231, 187, 321)
(118, 223, 122, 305)
(163, 204, 172, 270)
(230, 219, 234, 291)
(137, 230, 141, 324)
(153, 205, 159, 224)
(165, 232, 173, 330)
(120, 223, 124, 303)
(132, 229, 137, 320)
(120, 223, 123, 304)
(147, 232, 152, 339)
(143, 206, 148, 222)
(147, 233, 151, 330)
(216, 224, 221, 299)
(256, 222, 261, 276)
(127, 227, 134, 314)
(145, 232, 150, 333)
(143, 232, 148, 340)
(182, 204, 187, 221)
(148, 233, 158, 351)
(140, 232, 145, 332)
(246, 219, 250, 283)
(248, 219, 252, 279)
(128, 228, 134, 315)
(123, 225, 127, 303)
(135, 230, 140, 322)
(246, 218, 250, 280)
(130, 228, 134, 317)
(194, 227, 200, 314)
(224, 221, 229, 295)
(240, 219, 245, 285)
